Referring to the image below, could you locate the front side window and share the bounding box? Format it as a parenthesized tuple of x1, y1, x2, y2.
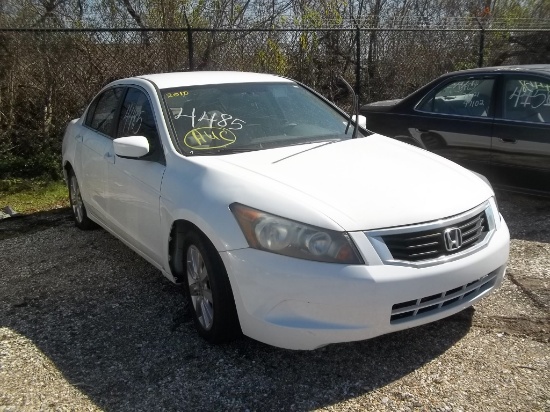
(86, 87, 125, 136)
(161, 82, 364, 155)
(118, 87, 160, 152)
(501, 77, 550, 124)
(418, 78, 494, 118)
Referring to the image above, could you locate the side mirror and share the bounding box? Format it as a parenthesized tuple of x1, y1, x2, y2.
(351, 114, 367, 129)
(113, 136, 150, 159)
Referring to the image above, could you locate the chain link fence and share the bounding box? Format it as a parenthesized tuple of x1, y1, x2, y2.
(0, 27, 549, 178)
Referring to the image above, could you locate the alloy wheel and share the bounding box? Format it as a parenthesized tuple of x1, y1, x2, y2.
(69, 176, 84, 224)
(187, 244, 214, 331)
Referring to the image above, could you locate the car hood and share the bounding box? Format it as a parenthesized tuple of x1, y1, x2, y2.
(208, 135, 493, 231)
(360, 99, 403, 113)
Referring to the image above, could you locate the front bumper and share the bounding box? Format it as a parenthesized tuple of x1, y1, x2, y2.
(220, 217, 509, 350)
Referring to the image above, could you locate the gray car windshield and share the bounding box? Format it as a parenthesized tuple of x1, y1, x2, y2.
(161, 82, 363, 155)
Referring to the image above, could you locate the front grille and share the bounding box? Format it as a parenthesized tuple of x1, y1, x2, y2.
(390, 269, 499, 323)
(381, 210, 488, 262)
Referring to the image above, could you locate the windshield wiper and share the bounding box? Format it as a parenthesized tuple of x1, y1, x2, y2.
(189, 137, 341, 157)
(189, 147, 259, 156)
(287, 137, 342, 146)
(336, 76, 360, 140)
(272, 140, 340, 164)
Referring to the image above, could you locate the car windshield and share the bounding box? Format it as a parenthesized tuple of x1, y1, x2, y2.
(161, 82, 364, 155)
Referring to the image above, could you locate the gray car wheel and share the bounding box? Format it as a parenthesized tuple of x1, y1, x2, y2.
(68, 171, 95, 230)
(187, 244, 215, 331)
(183, 231, 240, 343)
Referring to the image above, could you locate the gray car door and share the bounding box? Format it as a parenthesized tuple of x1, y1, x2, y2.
(491, 74, 550, 195)
(413, 76, 496, 179)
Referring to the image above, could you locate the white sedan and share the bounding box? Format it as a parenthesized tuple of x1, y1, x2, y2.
(62, 72, 509, 350)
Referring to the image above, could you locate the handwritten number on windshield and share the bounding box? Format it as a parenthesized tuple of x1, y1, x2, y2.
(174, 108, 245, 130)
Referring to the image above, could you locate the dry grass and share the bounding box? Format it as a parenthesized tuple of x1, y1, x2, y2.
(0, 179, 69, 214)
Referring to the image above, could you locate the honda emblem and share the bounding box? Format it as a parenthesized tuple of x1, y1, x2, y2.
(444, 227, 463, 251)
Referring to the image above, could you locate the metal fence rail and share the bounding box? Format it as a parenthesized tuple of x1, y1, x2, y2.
(0, 26, 548, 178)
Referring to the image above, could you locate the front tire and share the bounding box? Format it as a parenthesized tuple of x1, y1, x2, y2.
(183, 231, 240, 343)
(68, 171, 95, 230)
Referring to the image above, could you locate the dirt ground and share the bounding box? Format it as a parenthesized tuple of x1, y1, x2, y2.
(0, 191, 548, 411)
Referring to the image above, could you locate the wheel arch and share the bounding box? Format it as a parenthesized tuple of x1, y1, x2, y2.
(168, 218, 242, 341)
(419, 131, 447, 150)
(393, 134, 423, 148)
(168, 219, 219, 283)
(63, 160, 74, 181)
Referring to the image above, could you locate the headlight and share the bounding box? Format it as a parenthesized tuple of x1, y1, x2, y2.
(489, 196, 502, 230)
(230, 203, 363, 264)
(472, 172, 501, 225)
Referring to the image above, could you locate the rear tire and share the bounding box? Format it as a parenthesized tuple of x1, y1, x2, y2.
(183, 231, 240, 343)
(68, 171, 95, 230)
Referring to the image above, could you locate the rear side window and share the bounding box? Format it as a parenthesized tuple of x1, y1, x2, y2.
(85, 87, 125, 136)
(418, 78, 494, 118)
(501, 77, 550, 124)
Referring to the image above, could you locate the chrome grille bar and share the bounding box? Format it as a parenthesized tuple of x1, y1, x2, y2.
(365, 200, 498, 267)
(377, 209, 488, 262)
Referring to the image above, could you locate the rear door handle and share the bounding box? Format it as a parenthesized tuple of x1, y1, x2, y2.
(499, 137, 517, 144)
(75, 134, 83, 142)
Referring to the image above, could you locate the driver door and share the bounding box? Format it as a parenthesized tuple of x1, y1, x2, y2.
(106, 86, 166, 264)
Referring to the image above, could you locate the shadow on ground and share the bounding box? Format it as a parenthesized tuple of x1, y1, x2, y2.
(0, 207, 480, 411)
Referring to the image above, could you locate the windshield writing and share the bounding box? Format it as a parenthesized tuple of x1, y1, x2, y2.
(162, 82, 356, 154)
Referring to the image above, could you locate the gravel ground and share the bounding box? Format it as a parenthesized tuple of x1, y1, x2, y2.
(0, 191, 548, 412)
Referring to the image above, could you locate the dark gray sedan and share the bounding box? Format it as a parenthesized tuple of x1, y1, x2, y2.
(360, 65, 550, 196)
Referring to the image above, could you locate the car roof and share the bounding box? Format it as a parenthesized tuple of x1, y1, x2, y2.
(135, 71, 293, 89)
(444, 64, 550, 77)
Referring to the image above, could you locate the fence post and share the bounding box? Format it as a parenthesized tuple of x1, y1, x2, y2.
(184, 13, 194, 70)
(476, 18, 485, 67)
(355, 24, 361, 99)
(188, 28, 194, 70)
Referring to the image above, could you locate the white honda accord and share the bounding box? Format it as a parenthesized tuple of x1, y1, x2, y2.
(62, 71, 509, 350)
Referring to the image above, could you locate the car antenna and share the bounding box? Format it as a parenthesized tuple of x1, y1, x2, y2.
(335, 75, 359, 139)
